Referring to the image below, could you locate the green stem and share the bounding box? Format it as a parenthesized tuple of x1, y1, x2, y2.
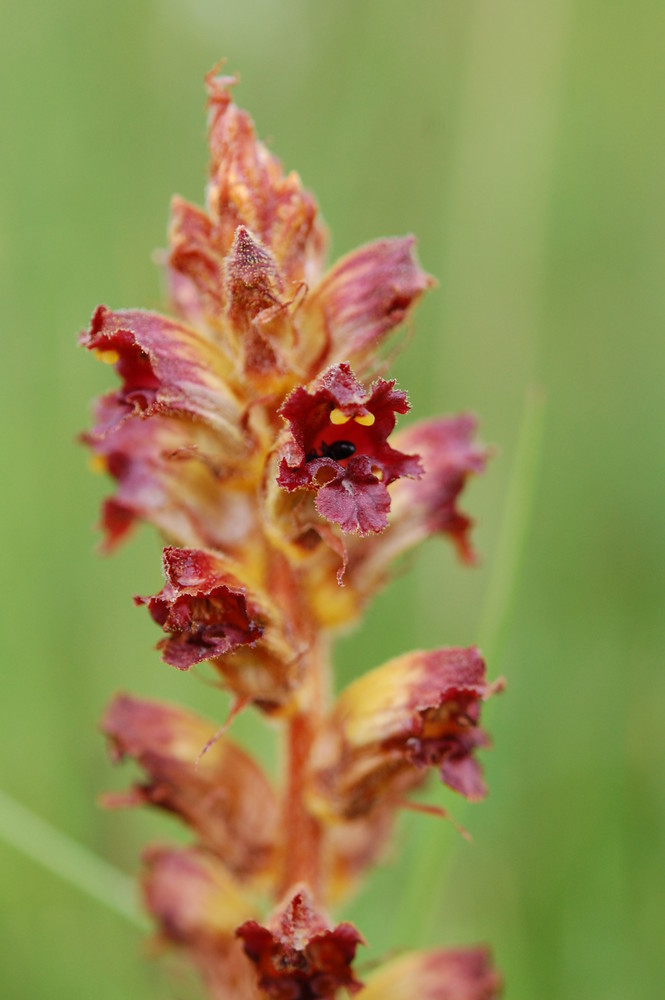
(0, 787, 148, 930)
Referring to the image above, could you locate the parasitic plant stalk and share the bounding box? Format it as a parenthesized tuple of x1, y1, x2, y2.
(81, 66, 503, 1000)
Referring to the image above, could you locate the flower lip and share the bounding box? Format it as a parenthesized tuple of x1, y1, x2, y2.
(277, 363, 422, 534)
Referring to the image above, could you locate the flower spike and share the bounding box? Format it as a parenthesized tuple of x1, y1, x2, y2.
(81, 65, 502, 1000)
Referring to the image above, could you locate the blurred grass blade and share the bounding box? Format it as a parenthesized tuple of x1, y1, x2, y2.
(477, 383, 547, 664)
(395, 383, 546, 945)
(0, 787, 148, 930)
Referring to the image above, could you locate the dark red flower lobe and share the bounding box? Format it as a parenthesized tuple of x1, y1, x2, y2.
(136, 547, 264, 670)
(237, 887, 364, 998)
(277, 363, 421, 534)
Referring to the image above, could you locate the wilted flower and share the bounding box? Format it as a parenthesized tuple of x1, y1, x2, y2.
(82, 66, 502, 999)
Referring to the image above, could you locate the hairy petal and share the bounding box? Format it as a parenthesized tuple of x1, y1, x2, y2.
(83, 399, 253, 552)
(80, 306, 245, 444)
(389, 414, 489, 562)
(314, 455, 392, 535)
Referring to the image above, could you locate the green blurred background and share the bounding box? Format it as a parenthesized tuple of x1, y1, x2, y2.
(1, 1, 663, 997)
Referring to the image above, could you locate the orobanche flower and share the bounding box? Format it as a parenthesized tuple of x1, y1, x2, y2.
(82, 66, 502, 999)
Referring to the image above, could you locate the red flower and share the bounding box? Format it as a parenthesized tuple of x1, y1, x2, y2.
(311, 648, 503, 821)
(80, 305, 246, 440)
(277, 363, 422, 534)
(136, 547, 265, 670)
(237, 887, 364, 998)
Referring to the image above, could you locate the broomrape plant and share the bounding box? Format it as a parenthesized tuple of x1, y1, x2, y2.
(81, 67, 503, 999)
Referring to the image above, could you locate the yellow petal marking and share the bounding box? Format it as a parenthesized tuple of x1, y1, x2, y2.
(88, 453, 108, 475)
(94, 349, 119, 365)
(330, 408, 351, 425)
(354, 412, 375, 426)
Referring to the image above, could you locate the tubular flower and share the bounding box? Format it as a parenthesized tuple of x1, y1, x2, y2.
(83, 67, 502, 999)
(309, 648, 503, 822)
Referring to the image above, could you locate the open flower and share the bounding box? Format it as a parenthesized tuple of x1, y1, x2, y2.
(136, 546, 266, 670)
(310, 648, 503, 821)
(277, 363, 422, 535)
(136, 546, 302, 708)
(237, 887, 364, 998)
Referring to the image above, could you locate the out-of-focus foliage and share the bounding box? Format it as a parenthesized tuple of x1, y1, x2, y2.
(1, 2, 663, 998)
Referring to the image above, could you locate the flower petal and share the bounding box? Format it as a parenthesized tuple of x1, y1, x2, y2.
(300, 236, 433, 374)
(237, 886, 364, 998)
(83, 398, 254, 552)
(314, 456, 392, 535)
(277, 363, 421, 534)
(136, 546, 303, 709)
(80, 305, 246, 444)
(388, 414, 489, 563)
(136, 547, 265, 669)
(167, 195, 226, 318)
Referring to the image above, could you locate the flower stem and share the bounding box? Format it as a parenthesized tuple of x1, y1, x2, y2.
(280, 708, 323, 897)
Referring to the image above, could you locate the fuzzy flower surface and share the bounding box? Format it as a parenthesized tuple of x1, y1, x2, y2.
(82, 67, 501, 999)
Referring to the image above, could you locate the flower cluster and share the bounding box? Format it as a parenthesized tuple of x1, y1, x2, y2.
(82, 68, 501, 999)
